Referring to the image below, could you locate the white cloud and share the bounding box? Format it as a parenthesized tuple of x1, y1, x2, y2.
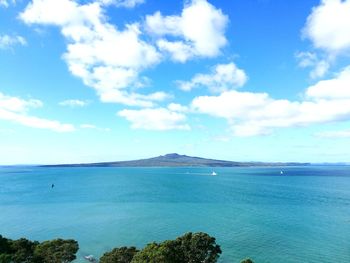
(20, 0, 165, 107)
(80, 124, 111, 131)
(98, 0, 145, 8)
(300, 0, 350, 78)
(167, 103, 188, 112)
(19, 0, 83, 26)
(306, 66, 350, 99)
(59, 99, 89, 107)
(156, 39, 193, 63)
(98, 90, 169, 107)
(178, 62, 247, 92)
(118, 108, 190, 131)
(0, 92, 75, 132)
(20, 0, 230, 107)
(145, 0, 228, 62)
(303, 0, 350, 55)
(0, 110, 76, 132)
(296, 51, 318, 68)
(0, 34, 26, 49)
(0, 93, 42, 112)
(310, 60, 330, 79)
(191, 66, 350, 136)
(316, 129, 350, 138)
(296, 51, 330, 79)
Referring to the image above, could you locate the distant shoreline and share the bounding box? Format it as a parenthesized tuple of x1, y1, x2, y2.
(38, 153, 311, 168)
(40, 164, 311, 168)
(4, 154, 350, 168)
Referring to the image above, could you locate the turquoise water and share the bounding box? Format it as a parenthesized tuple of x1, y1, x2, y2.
(1, 166, 350, 262)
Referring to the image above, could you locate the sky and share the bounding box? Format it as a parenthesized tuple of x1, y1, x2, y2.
(1, 0, 350, 164)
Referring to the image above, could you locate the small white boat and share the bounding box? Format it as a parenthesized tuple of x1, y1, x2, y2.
(84, 255, 96, 262)
(211, 171, 217, 176)
(280, 171, 284, 175)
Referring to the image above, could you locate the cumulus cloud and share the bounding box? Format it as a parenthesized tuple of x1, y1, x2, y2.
(305, 66, 350, 99)
(303, 0, 350, 55)
(118, 107, 190, 131)
(300, 0, 350, 78)
(0, 34, 26, 49)
(145, 0, 228, 62)
(20, 0, 164, 107)
(178, 62, 247, 92)
(0, 92, 75, 132)
(59, 99, 89, 107)
(156, 40, 193, 63)
(20, 0, 230, 108)
(167, 103, 188, 113)
(192, 66, 350, 136)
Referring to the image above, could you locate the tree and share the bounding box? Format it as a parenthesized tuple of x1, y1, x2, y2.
(0, 254, 12, 263)
(131, 242, 170, 263)
(100, 247, 139, 263)
(0, 235, 15, 263)
(131, 232, 222, 263)
(10, 238, 38, 263)
(34, 239, 78, 263)
(175, 232, 222, 263)
(1, 236, 38, 263)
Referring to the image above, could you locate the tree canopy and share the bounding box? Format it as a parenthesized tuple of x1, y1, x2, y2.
(0, 236, 78, 263)
(100, 246, 139, 263)
(1, 233, 254, 263)
(103, 232, 222, 263)
(34, 239, 79, 263)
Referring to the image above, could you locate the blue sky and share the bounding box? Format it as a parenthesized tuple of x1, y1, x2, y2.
(1, 0, 350, 164)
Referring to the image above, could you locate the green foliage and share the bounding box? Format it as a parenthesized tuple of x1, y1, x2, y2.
(175, 232, 222, 263)
(10, 238, 38, 263)
(1, 232, 225, 263)
(34, 239, 79, 263)
(0, 235, 78, 263)
(0, 235, 38, 263)
(100, 247, 139, 263)
(240, 259, 254, 263)
(131, 243, 169, 263)
(0, 235, 12, 255)
(131, 232, 221, 263)
(0, 253, 12, 263)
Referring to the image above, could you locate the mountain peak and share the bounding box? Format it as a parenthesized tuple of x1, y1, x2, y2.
(162, 153, 184, 159)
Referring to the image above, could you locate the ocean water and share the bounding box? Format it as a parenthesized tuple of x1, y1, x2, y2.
(0, 166, 350, 262)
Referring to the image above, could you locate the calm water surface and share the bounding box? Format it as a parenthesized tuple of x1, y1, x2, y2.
(0, 166, 350, 262)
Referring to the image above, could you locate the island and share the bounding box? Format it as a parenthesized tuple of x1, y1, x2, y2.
(42, 153, 310, 167)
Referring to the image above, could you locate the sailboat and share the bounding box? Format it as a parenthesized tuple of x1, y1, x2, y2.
(280, 171, 284, 175)
(211, 171, 217, 176)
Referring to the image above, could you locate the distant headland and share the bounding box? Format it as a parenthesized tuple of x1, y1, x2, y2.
(41, 153, 310, 167)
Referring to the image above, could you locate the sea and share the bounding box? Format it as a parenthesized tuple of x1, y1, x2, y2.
(0, 166, 349, 262)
